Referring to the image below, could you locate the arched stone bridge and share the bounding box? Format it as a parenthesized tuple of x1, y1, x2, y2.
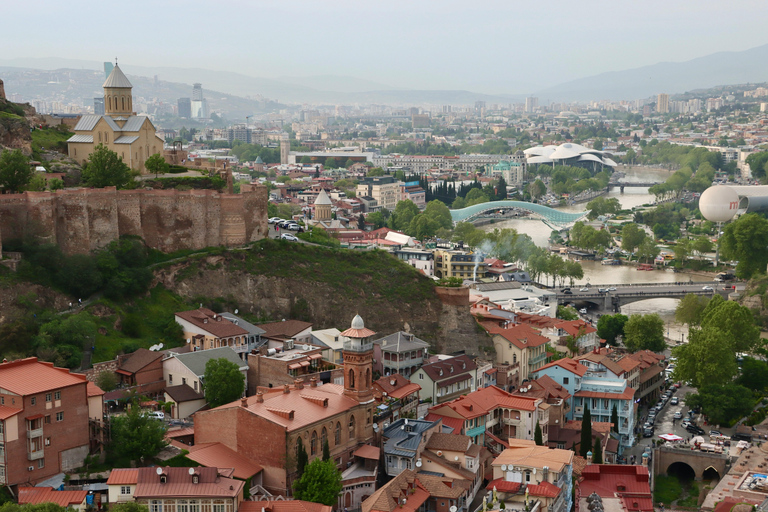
(653, 445, 728, 481)
(450, 200, 589, 229)
(555, 282, 726, 312)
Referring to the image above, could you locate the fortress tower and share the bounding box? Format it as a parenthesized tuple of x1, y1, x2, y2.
(340, 315, 376, 404)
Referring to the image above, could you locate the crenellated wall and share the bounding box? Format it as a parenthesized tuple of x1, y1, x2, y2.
(0, 185, 268, 255)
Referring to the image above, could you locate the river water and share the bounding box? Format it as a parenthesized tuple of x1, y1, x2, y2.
(480, 166, 707, 343)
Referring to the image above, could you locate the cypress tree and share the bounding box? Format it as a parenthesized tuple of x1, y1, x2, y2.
(322, 439, 331, 461)
(611, 405, 619, 433)
(534, 421, 543, 446)
(297, 437, 308, 476)
(580, 406, 592, 458)
(592, 436, 603, 464)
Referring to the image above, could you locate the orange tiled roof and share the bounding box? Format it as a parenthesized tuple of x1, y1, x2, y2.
(186, 442, 263, 480)
(353, 444, 381, 460)
(134, 467, 243, 499)
(574, 386, 635, 401)
(536, 358, 588, 377)
(0, 357, 86, 395)
(241, 501, 332, 512)
(87, 381, 105, 397)
(18, 487, 87, 507)
(493, 324, 549, 349)
(107, 468, 139, 485)
(176, 308, 249, 339)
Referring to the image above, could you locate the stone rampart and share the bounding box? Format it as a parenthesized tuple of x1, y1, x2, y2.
(0, 185, 268, 255)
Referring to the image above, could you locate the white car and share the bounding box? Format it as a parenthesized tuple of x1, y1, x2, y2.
(607, 287, 617, 291)
(579, 308, 587, 314)
(268, 217, 282, 224)
(673, 411, 682, 419)
(280, 233, 299, 242)
(580, 287, 589, 292)
(702, 286, 714, 291)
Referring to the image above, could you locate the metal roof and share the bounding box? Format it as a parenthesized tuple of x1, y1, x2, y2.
(73, 115, 101, 131)
(121, 116, 148, 132)
(67, 134, 94, 143)
(114, 135, 139, 144)
(171, 347, 248, 377)
(103, 64, 133, 88)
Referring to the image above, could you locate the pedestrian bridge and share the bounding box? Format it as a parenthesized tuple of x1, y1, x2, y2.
(450, 201, 590, 228)
(653, 445, 727, 481)
(555, 282, 725, 311)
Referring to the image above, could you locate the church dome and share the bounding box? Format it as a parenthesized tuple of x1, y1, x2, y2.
(351, 314, 365, 330)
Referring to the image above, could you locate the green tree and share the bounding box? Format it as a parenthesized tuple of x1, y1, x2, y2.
(700, 296, 760, 353)
(580, 406, 592, 458)
(422, 200, 453, 231)
(746, 151, 768, 180)
(96, 370, 118, 392)
(592, 435, 603, 464)
(528, 179, 546, 199)
(675, 294, 709, 328)
(464, 187, 490, 207)
(324, 157, 337, 169)
(672, 327, 737, 388)
(81, 144, 134, 188)
(557, 305, 578, 321)
(300, 156, 312, 164)
(720, 213, 768, 279)
(636, 237, 660, 263)
(26, 173, 47, 191)
(611, 405, 619, 433)
(736, 357, 768, 392)
(586, 197, 620, 220)
(203, 358, 245, 408)
(623, 314, 666, 353)
(620, 223, 646, 253)
(534, 421, 543, 446)
(685, 383, 754, 426)
(345, 158, 355, 168)
(297, 437, 308, 475)
(390, 200, 420, 231)
(109, 400, 167, 464)
(366, 211, 386, 229)
(597, 314, 628, 346)
(292, 458, 342, 506)
(0, 148, 32, 193)
(144, 153, 169, 178)
(108, 504, 150, 512)
(322, 438, 331, 461)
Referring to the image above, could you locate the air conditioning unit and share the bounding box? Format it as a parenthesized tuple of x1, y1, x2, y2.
(28, 466, 34, 471)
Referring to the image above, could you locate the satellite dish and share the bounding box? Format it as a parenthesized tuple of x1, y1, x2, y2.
(186, 338, 191, 344)
(454, 456, 459, 461)
(404, 419, 409, 425)
(158, 343, 164, 349)
(501, 464, 507, 471)
(533, 468, 537, 475)
(156, 467, 163, 475)
(234, 309, 239, 315)
(416, 460, 422, 468)
(188, 468, 195, 475)
(373, 423, 379, 432)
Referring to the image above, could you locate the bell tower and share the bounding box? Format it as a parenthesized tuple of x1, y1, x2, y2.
(340, 315, 376, 403)
(103, 62, 134, 118)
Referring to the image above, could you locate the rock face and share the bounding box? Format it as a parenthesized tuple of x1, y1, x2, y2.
(153, 255, 489, 355)
(0, 281, 71, 324)
(0, 108, 32, 153)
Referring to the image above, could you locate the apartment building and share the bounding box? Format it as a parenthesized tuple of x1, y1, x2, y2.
(412, 355, 478, 404)
(434, 250, 487, 280)
(373, 331, 429, 378)
(356, 176, 403, 211)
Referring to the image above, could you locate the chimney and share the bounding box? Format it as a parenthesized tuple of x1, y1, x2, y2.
(310, 377, 318, 388)
(284, 384, 290, 394)
(256, 391, 264, 403)
(240, 397, 248, 407)
(295, 379, 304, 390)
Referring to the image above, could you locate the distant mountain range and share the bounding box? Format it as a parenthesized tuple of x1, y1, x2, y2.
(535, 43, 768, 102)
(2, 44, 768, 106)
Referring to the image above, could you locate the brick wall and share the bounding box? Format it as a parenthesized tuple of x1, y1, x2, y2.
(0, 186, 268, 255)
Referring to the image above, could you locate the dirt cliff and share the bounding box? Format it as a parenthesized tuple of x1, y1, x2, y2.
(153, 248, 489, 355)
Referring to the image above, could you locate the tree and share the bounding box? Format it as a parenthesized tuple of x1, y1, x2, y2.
(736, 357, 768, 392)
(611, 405, 619, 433)
(580, 406, 592, 458)
(636, 237, 659, 263)
(423, 200, 453, 231)
(0, 149, 32, 193)
(720, 213, 768, 279)
(357, 213, 366, 230)
(144, 153, 169, 178)
(746, 151, 768, 180)
(95, 370, 118, 392)
(296, 437, 308, 476)
(557, 305, 578, 321)
(292, 458, 342, 506)
(81, 144, 134, 189)
(324, 157, 337, 169)
(671, 327, 737, 388)
(390, 200, 420, 231)
(534, 421, 543, 446)
(592, 436, 603, 464)
(345, 158, 355, 168)
(109, 399, 167, 464)
(620, 223, 646, 253)
(203, 358, 245, 408)
(108, 504, 150, 512)
(528, 179, 546, 200)
(700, 296, 760, 353)
(675, 294, 709, 328)
(322, 438, 331, 461)
(623, 314, 666, 353)
(300, 156, 312, 164)
(597, 314, 628, 346)
(366, 211, 386, 229)
(685, 383, 754, 426)
(586, 197, 620, 220)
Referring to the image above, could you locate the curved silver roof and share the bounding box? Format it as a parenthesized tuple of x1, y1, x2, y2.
(103, 64, 132, 89)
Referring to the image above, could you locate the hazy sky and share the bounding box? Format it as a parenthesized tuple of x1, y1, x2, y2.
(3, 0, 767, 94)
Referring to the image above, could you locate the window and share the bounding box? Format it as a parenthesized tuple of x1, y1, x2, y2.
(44, 415, 50, 424)
(335, 422, 341, 445)
(194, 381, 198, 392)
(38, 459, 45, 469)
(54, 391, 60, 400)
(563, 377, 569, 385)
(190, 500, 200, 512)
(120, 486, 131, 495)
(182, 378, 187, 386)
(151, 500, 162, 512)
(56, 412, 63, 422)
(45, 393, 51, 402)
(321, 427, 327, 449)
(310, 431, 317, 456)
(525, 471, 531, 482)
(178, 500, 189, 512)
(169, 374, 173, 385)
(348, 415, 355, 433)
(30, 397, 36, 406)
(212, 502, 225, 512)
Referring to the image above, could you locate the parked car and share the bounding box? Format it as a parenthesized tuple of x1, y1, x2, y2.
(145, 411, 164, 421)
(670, 397, 679, 405)
(579, 308, 587, 314)
(268, 217, 283, 224)
(280, 233, 299, 242)
(674, 411, 682, 419)
(643, 427, 654, 438)
(286, 223, 301, 231)
(681, 419, 691, 429)
(709, 430, 722, 437)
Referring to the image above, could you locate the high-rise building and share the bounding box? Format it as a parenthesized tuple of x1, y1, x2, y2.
(192, 83, 203, 101)
(280, 134, 290, 165)
(657, 93, 669, 114)
(177, 97, 191, 118)
(104, 61, 114, 79)
(93, 97, 105, 115)
(525, 97, 538, 113)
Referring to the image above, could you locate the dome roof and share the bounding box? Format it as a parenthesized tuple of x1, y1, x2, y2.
(351, 314, 365, 330)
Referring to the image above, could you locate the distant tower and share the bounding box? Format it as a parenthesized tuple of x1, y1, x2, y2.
(103, 63, 134, 117)
(0, 79, 5, 101)
(657, 93, 670, 114)
(340, 315, 376, 403)
(280, 134, 290, 165)
(104, 62, 114, 79)
(178, 97, 192, 118)
(314, 189, 332, 221)
(192, 83, 203, 101)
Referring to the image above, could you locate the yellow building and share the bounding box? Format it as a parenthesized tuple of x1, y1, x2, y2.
(434, 249, 487, 279)
(67, 63, 164, 172)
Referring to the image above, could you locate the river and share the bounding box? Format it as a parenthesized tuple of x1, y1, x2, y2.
(480, 165, 705, 343)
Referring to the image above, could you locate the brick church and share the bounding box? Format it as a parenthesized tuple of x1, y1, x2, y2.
(194, 315, 378, 496)
(67, 63, 164, 172)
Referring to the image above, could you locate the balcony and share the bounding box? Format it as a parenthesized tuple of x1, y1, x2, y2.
(28, 448, 44, 461)
(529, 352, 547, 365)
(27, 427, 43, 439)
(343, 340, 373, 352)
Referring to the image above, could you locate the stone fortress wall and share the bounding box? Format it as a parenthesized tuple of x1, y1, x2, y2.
(0, 185, 268, 255)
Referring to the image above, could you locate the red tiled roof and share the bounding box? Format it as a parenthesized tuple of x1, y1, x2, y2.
(256, 319, 313, 339)
(176, 309, 249, 339)
(120, 348, 164, 374)
(574, 386, 635, 401)
(536, 357, 588, 377)
(556, 320, 597, 336)
(0, 405, 21, 420)
(419, 355, 477, 383)
(353, 444, 381, 460)
(527, 481, 561, 498)
(241, 501, 332, 512)
(424, 413, 464, 433)
(186, 442, 263, 479)
(134, 467, 243, 498)
(87, 381, 105, 397)
(340, 327, 377, 339)
(578, 465, 653, 512)
(486, 478, 521, 493)
(493, 324, 549, 349)
(18, 487, 87, 507)
(107, 468, 138, 485)
(0, 357, 87, 395)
